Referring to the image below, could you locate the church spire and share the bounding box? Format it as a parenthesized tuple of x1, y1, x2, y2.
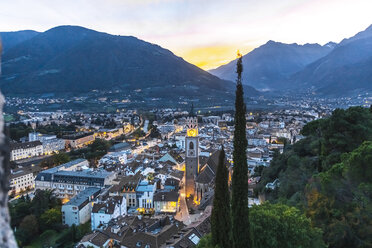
(189, 103, 196, 117)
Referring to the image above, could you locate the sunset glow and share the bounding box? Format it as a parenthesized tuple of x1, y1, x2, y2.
(1, 0, 372, 69)
(175, 45, 253, 70)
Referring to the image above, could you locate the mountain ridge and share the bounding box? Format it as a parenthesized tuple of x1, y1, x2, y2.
(0, 25, 260, 99)
(209, 40, 333, 90)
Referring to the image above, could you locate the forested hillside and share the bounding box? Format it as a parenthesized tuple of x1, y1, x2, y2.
(257, 106, 372, 247)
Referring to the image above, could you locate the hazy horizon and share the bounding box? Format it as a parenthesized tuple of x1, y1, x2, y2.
(1, 0, 372, 70)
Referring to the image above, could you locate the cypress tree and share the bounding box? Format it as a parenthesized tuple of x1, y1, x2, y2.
(211, 147, 232, 248)
(231, 53, 250, 247)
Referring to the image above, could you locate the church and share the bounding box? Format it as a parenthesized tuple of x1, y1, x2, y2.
(184, 114, 230, 205)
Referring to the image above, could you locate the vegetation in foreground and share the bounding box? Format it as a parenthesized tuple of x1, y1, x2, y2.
(10, 189, 91, 247)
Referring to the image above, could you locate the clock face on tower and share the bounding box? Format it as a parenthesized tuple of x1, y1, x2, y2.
(187, 128, 197, 137)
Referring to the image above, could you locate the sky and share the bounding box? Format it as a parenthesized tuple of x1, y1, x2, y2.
(1, 0, 372, 70)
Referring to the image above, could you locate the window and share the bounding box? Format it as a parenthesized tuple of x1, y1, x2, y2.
(189, 233, 200, 245)
(189, 141, 194, 150)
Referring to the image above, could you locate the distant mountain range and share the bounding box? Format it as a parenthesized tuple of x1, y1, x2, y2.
(211, 24, 372, 96)
(0, 26, 259, 99)
(210, 41, 335, 91)
(287, 25, 372, 96)
(1, 24, 372, 99)
(0, 30, 39, 53)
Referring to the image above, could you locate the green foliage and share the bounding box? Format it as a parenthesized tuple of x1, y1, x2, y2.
(249, 203, 326, 248)
(197, 234, 218, 248)
(8, 123, 33, 141)
(40, 207, 62, 231)
(343, 141, 372, 183)
(7, 122, 77, 141)
(41, 152, 71, 169)
(69, 138, 112, 163)
(211, 149, 232, 248)
(16, 214, 39, 245)
(307, 141, 372, 247)
(231, 54, 250, 248)
(257, 106, 372, 248)
(10, 189, 62, 246)
(31, 189, 60, 217)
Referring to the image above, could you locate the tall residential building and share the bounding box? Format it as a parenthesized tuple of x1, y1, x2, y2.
(62, 187, 101, 226)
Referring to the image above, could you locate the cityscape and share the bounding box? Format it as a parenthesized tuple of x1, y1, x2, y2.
(1, 1, 372, 248)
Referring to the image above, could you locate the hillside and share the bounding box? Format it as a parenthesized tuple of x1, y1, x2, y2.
(0, 26, 259, 99)
(0, 30, 39, 53)
(287, 25, 372, 96)
(210, 41, 334, 90)
(256, 106, 372, 247)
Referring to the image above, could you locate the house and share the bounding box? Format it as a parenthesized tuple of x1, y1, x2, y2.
(158, 151, 183, 165)
(91, 195, 127, 230)
(109, 174, 141, 208)
(154, 190, 179, 214)
(136, 180, 156, 211)
(62, 187, 101, 226)
(164, 178, 180, 191)
(78, 216, 186, 248)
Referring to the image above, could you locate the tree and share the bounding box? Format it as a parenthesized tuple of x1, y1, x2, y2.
(53, 152, 71, 166)
(197, 234, 216, 248)
(249, 203, 326, 248)
(231, 52, 250, 247)
(40, 207, 62, 231)
(17, 214, 39, 245)
(211, 148, 232, 248)
(31, 189, 59, 217)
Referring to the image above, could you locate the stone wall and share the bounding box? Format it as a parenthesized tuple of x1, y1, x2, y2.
(0, 41, 18, 247)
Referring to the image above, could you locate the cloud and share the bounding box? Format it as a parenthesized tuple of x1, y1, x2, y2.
(0, 0, 371, 69)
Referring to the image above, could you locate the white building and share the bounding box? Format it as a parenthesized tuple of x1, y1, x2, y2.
(29, 132, 56, 142)
(35, 159, 116, 199)
(62, 187, 101, 226)
(136, 180, 156, 209)
(91, 195, 127, 230)
(9, 167, 36, 194)
(175, 134, 186, 149)
(154, 190, 179, 214)
(10, 141, 43, 161)
(42, 138, 66, 155)
(99, 151, 127, 166)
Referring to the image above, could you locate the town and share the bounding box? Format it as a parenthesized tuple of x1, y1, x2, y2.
(7, 101, 330, 247)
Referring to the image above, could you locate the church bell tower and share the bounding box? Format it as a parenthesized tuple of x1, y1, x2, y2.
(185, 115, 199, 198)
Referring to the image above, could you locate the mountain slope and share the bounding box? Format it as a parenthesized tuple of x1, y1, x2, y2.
(0, 25, 259, 97)
(287, 24, 372, 96)
(0, 30, 39, 53)
(210, 41, 333, 90)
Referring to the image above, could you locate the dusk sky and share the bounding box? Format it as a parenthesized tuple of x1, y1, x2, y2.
(1, 0, 372, 70)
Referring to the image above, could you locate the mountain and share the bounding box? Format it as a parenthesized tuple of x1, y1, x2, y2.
(0, 30, 39, 53)
(0, 25, 259, 99)
(287, 24, 372, 96)
(209, 41, 333, 90)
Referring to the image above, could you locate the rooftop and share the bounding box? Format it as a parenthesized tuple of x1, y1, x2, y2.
(136, 180, 156, 193)
(64, 187, 101, 209)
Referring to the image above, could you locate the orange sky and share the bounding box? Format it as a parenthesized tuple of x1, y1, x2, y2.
(174, 45, 254, 70)
(1, 0, 372, 71)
